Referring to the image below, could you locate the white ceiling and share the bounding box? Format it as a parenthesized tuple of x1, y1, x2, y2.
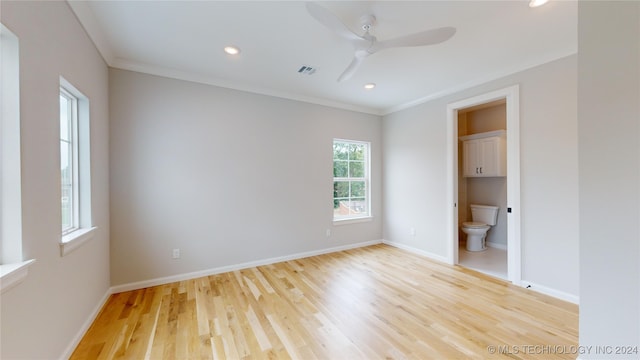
(69, 1, 577, 115)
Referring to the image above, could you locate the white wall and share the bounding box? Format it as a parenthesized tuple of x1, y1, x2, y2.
(578, 2, 640, 356)
(109, 69, 382, 286)
(0, 1, 110, 358)
(383, 55, 579, 298)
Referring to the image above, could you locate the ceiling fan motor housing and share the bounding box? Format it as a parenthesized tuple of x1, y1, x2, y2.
(360, 14, 377, 32)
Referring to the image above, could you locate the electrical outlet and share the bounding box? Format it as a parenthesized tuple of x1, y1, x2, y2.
(410, 227, 416, 236)
(325, 228, 331, 237)
(172, 248, 180, 259)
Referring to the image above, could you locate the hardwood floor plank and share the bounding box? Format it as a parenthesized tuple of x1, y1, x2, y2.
(245, 304, 272, 351)
(266, 314, 305, 360)
(194, 278, 212, 337)
(71, 244, 578, 359)
(143, 301, 162, 360)
(252, 267, 276, 294)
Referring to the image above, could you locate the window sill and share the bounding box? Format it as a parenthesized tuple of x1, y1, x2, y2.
(333, 216, 373, 226)
(60, 227, 97, 257)
(0, 259, 36, 294)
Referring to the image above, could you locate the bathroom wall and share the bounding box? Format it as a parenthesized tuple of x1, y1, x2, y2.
(458, 103, 507, 248)
(464, 103, 506, 135)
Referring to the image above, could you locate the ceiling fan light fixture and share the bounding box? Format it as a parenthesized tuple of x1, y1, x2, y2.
(529, 0, 549, 8)
(224, 46, 241, 55)
(364, 83, 376, 90)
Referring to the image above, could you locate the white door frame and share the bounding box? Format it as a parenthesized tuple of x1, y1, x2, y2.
(445, 85, 521, 285)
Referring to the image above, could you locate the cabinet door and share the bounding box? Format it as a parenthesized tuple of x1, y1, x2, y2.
(463, 140, 480, 176)
(478, 138, 498, 176)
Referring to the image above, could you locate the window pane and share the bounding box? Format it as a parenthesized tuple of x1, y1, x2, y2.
(334, 200, 349, 217)
(333, 160, 348, 177)
(61, 185, 72, 231)
(349, 161, 364, 177)
(349, 143, 365, 160)
(350, 198, 367, 214)
(60, 142, 71, 184)
(351, 181, 365, 197)
(60, 95, 70, 141)
(333, 181, 349, 198)
(333, 142, 349, 160)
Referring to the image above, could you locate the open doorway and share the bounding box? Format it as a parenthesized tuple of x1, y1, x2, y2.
(446, 85, 521, 285)
(457, 100, 507, 279)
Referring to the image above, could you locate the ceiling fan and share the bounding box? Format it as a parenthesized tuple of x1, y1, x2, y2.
(306, 2, 456, 82)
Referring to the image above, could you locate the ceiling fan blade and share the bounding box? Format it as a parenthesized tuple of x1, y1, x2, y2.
(337, 56, 364, 82)
(376, 27, 456, 50)
(306, 2, 363, 42)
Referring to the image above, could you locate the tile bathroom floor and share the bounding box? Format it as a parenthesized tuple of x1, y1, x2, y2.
(459, 245, 507, 280)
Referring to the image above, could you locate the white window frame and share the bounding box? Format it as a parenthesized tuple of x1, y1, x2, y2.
(0, 23, 35, 294)
(332, 138, 371, 223)
(59, 78, 96, 256)
(60, 87, 80, 235)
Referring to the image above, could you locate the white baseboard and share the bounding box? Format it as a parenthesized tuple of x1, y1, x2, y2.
(111, 239, 384, 294)
(382, 240, 449, 264)
(60, 288, 112, 359)
(521, 280, 579, 304)
(486, 241, 507, 250)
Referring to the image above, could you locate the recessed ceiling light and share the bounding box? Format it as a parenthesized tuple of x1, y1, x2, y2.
(529, 0, 549, 8)
(224, 46, 240, 55)
(364, 83, 376, 90)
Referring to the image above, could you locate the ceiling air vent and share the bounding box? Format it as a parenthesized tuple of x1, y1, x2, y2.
(297, 65, 316, 75)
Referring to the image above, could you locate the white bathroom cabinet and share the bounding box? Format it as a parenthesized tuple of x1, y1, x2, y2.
(460, 130, 506, 177)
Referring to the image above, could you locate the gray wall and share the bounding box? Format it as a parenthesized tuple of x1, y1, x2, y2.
(383, 55, 579, 298)
(0, 1, 111, 358)
(109, 69, 383, 286)
(578, 2, 640, 356)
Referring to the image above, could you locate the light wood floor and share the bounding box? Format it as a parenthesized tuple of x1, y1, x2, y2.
(71, 244, 578, 359)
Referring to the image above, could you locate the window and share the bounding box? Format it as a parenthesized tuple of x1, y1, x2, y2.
(1, 23, 22, 263)
(333, 139, 370, 221)
(1, 23, 34, 294)
(59, 78, 95, 256)
(60, 88, 79, 234)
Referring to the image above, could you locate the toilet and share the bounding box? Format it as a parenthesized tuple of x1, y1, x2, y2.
(461, 204, 499, 252)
